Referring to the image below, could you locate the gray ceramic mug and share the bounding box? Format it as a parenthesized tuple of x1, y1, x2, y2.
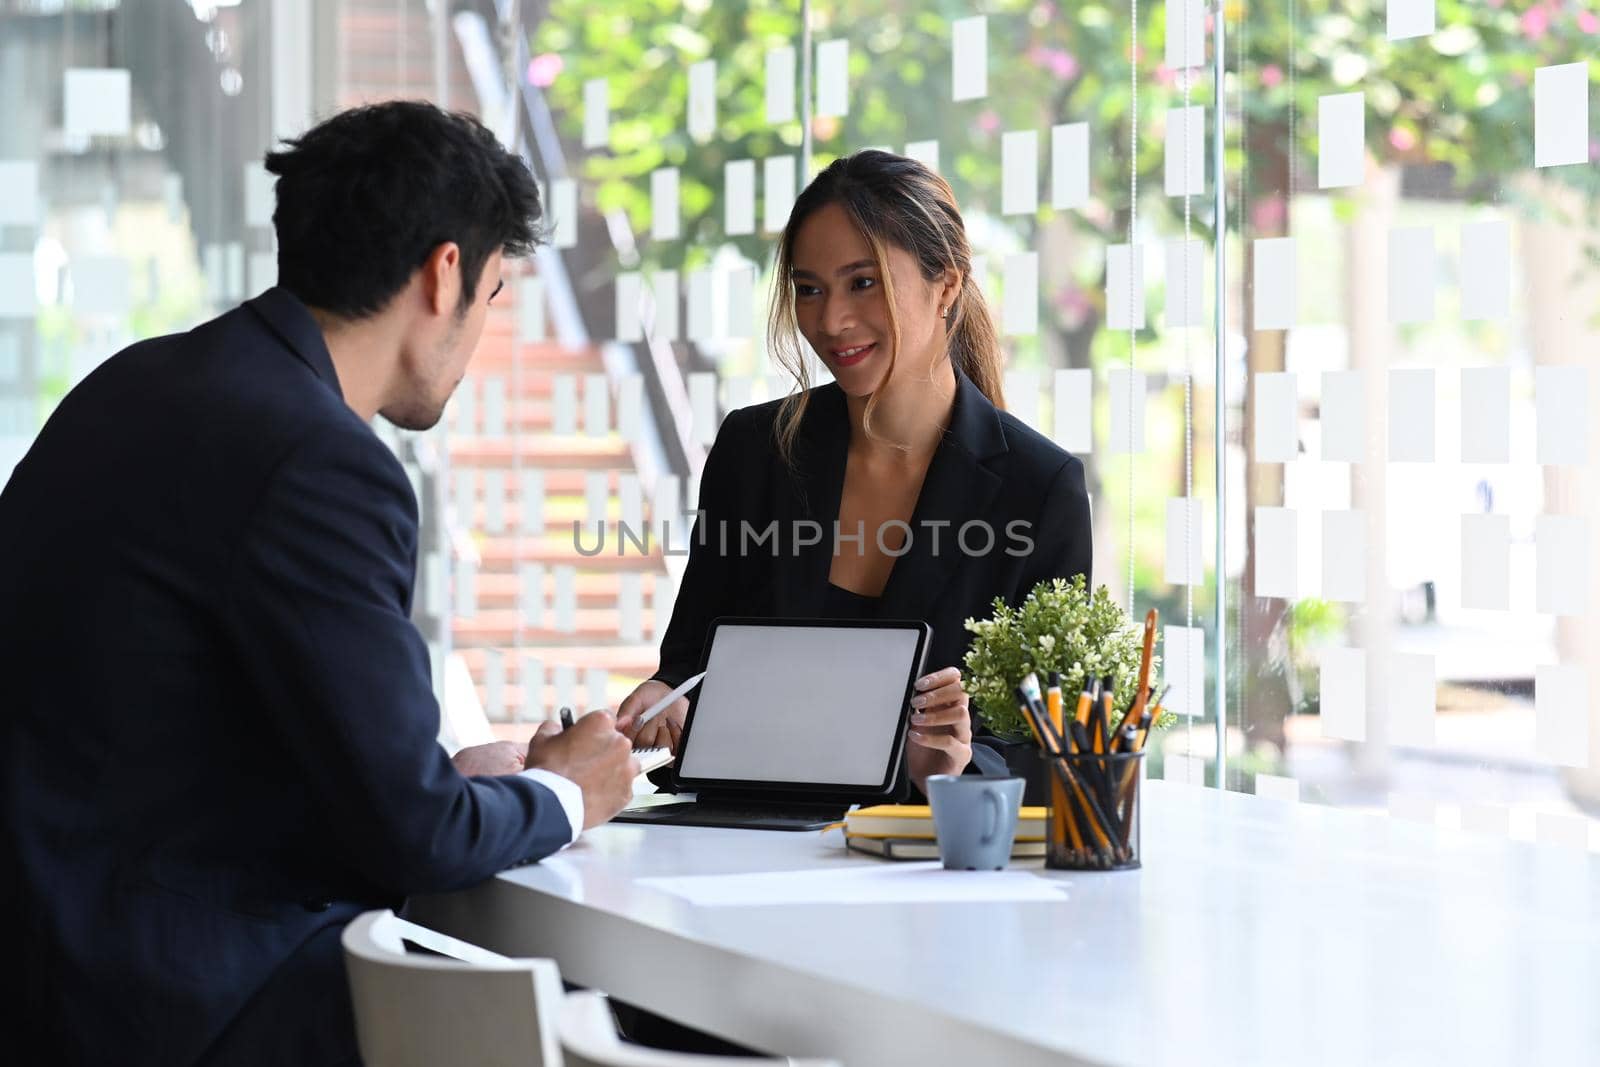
(926, 775, 1025, 870)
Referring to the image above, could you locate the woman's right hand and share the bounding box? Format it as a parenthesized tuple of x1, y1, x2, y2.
(616, 680, 688, 753)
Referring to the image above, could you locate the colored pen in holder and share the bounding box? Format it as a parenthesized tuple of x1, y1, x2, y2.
(1044, 750, 1144, 871)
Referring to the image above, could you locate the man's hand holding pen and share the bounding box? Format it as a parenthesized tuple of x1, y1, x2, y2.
(906, 666, 974, 795)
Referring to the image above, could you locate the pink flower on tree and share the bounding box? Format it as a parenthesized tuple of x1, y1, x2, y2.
(1579, 10, 1600, 33)
(1252, 196, 1286, 233)
(977, 110, 1002, 134)
(526, 53, 563, 87)
(1261, 65, 1283, 89)
(1389, 126, 1417, 153)
(1521, 6, 1550, 40)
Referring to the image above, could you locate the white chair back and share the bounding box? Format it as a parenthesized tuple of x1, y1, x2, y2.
(342, 909, 566, 1067)
(558, 991, 839, 1067)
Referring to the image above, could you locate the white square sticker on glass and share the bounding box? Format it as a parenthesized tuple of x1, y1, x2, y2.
(584, 471, 608, 527)
(552, 374, 578, 435)
(650, 271, 679, 342)
(1254, 507, 1298, 600)
(1051, 123, 1089, 210)
(1053, 368, 1092, 453)
(1165, 497, 1204, 587)
(1320, 370, 1364, 462)
(517, 276, 546, 342)
(551, 179, 577, 250)
(244, 163, 274, 228)
(1254, 371, 1298, 463)
(1460, 220, 1510, 321)
(0, 161, 40, 226)
(1388, 653, 1436, 747)
(1164, 107, 1204, 197)
(726, 265, 756, 340)
(904, 140, 939, 170)
(815, 39, 850, 119)
(1536, 664, 1589, 768)
(763, 155, 797, 234)
(1002, 251, 1038, 336)
(1387, 0, 1434, 40)
(1388, 226, 1436, 324)
(689, 371, 719, 446)
(1106, 243, 1145, 330)
(1164, 238, 1204, 329)
(1388, 368, 1435, 462)
(766, 47, 796, 124)
(1536, 365, 1587, 466)
(687, 60, 717, 143)
(1460, 513, 1511, 611)
(481, 376, 507, 437)
(554, 568, 578, 634)
(482, 471, 506, 533)
(650, 168, 680, 242)
(952, 15, 988, 101)
(1537, 514, 1587, 617)
(64, 68, 131, 139)
(617, 373, 644, 444)
(71, 257, 130, 317)
(1003, 369, 1041, 429)
(619, 573, 644, 644)
(1253, 238, 1296, 330)
(1318, 92, 1364, 189)
(1166, 0, 1206, 68)
(725, 159, 756, 236)
(583, 373, 609, 437)
(0, 254, 38, 319)
(1535, 63, 1588, 168)
(583, 78, 610, 149)
(1319, 645, 1366, 743)
(520, 470, 545, 533)
(1001, 130, 1038, 216)
(687, 269, 716, 342)
(1459, 366, 1510, 464)
(615, 272, 643, 343)
(1108, 368, 1146, 454)
(1321, 509, 1366, 604)
(1163, 625, 1205, 719)
(248, 252, 277, 294)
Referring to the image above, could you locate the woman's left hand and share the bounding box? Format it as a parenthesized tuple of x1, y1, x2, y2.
(905, 666, 974, 795)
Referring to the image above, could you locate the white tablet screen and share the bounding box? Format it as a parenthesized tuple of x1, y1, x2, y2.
(676, 623, 923, 787)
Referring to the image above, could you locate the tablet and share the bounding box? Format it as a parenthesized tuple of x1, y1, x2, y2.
(672, 617, 932, 800)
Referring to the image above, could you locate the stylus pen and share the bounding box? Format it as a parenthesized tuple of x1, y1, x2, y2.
(633, 671, 708, 729)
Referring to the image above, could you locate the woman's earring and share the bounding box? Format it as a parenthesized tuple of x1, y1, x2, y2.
(938, 305, 948, 319)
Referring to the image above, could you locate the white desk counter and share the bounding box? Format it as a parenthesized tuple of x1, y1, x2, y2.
(412, 782, 1600, 1066)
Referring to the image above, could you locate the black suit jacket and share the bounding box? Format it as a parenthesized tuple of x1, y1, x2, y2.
(652, 370, 1092, 784)
(0, 289, 572, 1066)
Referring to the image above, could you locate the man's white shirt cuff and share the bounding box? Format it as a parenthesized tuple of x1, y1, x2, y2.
(519, 768, 584, 843)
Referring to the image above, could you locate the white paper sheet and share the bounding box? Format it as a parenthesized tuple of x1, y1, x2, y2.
(584, 373, 609, 437)
(1535, 63, 1588, 168)
(651, 270, 679, 342)
(651, 168, 680, 242)
(1460, 513, 1510, 611)
(815, 39, 850, 119)
(552, 374, 578, 435)
(1106, 244, 1145, 330)
(551, 179, 577, 250)
(1167, 0, 1206, 68)
(687, 269, 715, 342)
(637, 863, 1071, 907)
(1388, 226, 1436, 324)
(1163, 624, 1205, 719)
(1053, 368, 1092, 453)
(904, 140, 940, 170)
(1253, 238, 1296, 329)
(952, 15, 988, 101)
(518, 276, 546, 342)
(725, 159, 756, 236)
(1254, 371, 1297, 463)
(1536, 664, 1589, 768)
(72, 257, 130, 317)
(583, 78, 610, 149)
(1387, 0, 1435, 40)
(1165, 497, 1204, 586)
(1459, 366, 1510, 463)
(1318, 92, 1364, 189)
(64, 68, 131, 139)
(0, 254, 37, 319)
(0, 161, 40, 226)
(1321, 510, 1366, 603)
(1254, 507, 1298, 599)
(1460, 220, 1511, 321)
(1320, 370, 1363, 462)
(1001, 130, 1038, 216)
(763, 155, 797, 234)
(1002, 251, 1038, 336)
(615, 272, 643, 343)
(1164, 238, 1204, 328)
(1536, 365, 1587, 466)
(1051, 123, 1090, 210)
(1537, 514, 1586, 616)
(687, 60, 717, 143)
(1108, 368, 1146, 453)
(618, 373, 644, 443)
(766, 47, 796, 124)
(1389, 653, 1436, 747)
(1319, 645, 1366, 742)
(1164, 107, 1204, 197)
(1387, 368, 1435, 462)
(689, 371, 719, 446)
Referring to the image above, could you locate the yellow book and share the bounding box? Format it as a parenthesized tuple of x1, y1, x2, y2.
(842, 804, 1048, 841)
(846, 836, 1047, 861)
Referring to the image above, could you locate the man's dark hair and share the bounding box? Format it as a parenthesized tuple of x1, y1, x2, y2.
(264, 101, 543, 318)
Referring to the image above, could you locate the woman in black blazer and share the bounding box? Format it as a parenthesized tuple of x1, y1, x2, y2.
(618, 151, 1091, 796)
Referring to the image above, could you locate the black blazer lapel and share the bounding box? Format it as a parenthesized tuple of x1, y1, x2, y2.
(773, 384, 848, 619)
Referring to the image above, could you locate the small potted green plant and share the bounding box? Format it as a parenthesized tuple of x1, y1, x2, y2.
(963, 576, 1161, 803)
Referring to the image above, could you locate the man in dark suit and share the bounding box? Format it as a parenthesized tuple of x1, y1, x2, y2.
(0, 101, 637, 1066)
